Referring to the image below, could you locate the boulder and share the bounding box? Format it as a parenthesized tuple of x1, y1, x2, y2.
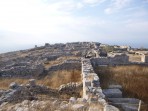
(69, 97, 76, 104)
(9, 82, 19, 89)
(29, 79, 36, 86)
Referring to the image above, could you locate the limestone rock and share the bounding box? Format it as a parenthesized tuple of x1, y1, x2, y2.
(72, 104, 85, 111)
(69, 97, 76, 104)
(104, 105, 120, 111)
(29, 79, 36, 86)
(9, 82, 19, 89)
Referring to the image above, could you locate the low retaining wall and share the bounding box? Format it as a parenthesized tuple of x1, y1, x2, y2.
(81, 58, 119, 111)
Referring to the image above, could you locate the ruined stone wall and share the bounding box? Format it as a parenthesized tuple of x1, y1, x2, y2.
(47, 61, 81, 73)
(0, 64, 44, 78)
(141, 54, 148, 63)
(81, 58, 119, 111)
(91, 54, 129, 66)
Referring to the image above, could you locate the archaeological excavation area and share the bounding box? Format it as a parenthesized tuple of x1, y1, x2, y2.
(0, 42, 148, 111)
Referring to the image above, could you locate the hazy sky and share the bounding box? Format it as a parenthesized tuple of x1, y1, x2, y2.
(0, 0, 148, 53)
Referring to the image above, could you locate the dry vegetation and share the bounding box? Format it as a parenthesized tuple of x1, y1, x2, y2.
(0, 78, 28, 90)
(94, 65, 148, 110)
(0, 70, 81, 90)
(44, 56, 79, 69)
(38, 70, 81, 88)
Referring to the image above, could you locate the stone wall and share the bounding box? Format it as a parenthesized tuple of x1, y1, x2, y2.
(91, 54, 129, 66)
(81, 58, 119, 111)
(47, 61, 81, 72)
(0, 64, 44, 78)
(141, 54, 148, 63)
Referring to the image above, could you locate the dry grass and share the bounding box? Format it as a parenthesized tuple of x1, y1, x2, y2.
(44, 56, 79, 69)
(94, 65, 148, 103)
(0, 78, 28, 90)
(38, 70, 81, 88)
(0, 70, 81, 90)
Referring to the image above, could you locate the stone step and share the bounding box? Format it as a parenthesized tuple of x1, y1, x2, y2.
(108, 98, 140, 111)
(103, 89, 122, 98)
(108, 85, 122, 90)
(122, 104, 138, 111)
(108, 98, 140, 104)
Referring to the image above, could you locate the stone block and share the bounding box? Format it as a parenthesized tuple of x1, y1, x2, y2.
(108, 98, 140, 110)
(104, 105, 119, 111)
(121, 104, 138, 111)
(103, 89, 122, 98)
(108, 85, 122, 90)
(108, 98, 140, 104)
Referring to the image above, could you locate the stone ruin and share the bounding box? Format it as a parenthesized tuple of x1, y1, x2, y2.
(82, 58, 142, 111)
(91, 53, 129, 66)
(81, 58, 119, 111)
(0, 79, 57, 105)
(141, 54, 148, 63)
(0, 42, 146, 111)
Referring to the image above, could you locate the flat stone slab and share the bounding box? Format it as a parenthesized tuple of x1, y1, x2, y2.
(122, 104, 138, 111)
(103, 89, 122, 98)
(108, 98, 140, 111)
(108, 98, 140, 104)
(108, 85, 122, 90)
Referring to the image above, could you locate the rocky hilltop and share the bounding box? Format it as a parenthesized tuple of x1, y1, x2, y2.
(0, 42, 101, 78)
(0, 42, 148, 111)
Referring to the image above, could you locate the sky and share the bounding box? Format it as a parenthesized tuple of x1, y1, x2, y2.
(0, 0, 148, 53)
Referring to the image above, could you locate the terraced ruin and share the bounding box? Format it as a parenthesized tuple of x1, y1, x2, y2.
(0, 42, 148, 111)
